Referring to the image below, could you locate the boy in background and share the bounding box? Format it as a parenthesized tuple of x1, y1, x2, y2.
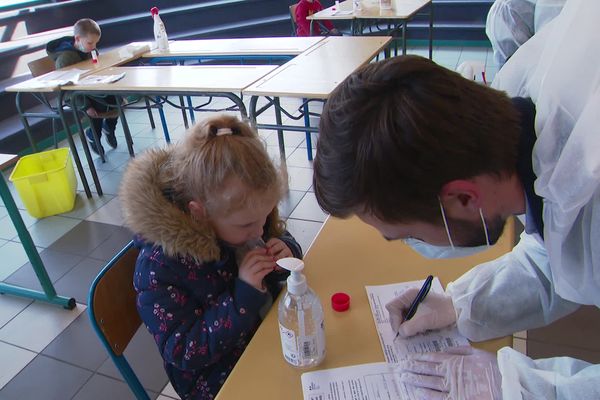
(46, 18, 119, 155)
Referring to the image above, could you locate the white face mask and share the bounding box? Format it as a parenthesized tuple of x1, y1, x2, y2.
(403, 199, 491, 259)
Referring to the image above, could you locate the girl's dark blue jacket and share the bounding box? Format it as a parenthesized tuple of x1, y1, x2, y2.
(120, 148, 302, 399)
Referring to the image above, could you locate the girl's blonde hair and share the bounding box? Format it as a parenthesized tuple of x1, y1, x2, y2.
(167, 115, 285, 216)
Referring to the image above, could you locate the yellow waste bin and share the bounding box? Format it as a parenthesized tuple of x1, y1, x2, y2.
(9, 148, 77, 218)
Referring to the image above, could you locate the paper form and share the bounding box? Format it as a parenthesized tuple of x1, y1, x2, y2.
(365, 278, 469, 363)
(301, 362, 423, 400)
(76, 72, 126, 85)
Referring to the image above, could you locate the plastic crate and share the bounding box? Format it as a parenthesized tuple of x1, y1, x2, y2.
(9, 148, 77, 218)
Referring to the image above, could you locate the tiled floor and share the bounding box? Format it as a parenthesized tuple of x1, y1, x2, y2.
(0, 46, 500, 399)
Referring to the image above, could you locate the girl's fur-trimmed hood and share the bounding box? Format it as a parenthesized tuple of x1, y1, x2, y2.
(119, 147, 284, 262)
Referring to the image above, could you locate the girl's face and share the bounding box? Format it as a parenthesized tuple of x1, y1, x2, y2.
(208, 193, 278, 247)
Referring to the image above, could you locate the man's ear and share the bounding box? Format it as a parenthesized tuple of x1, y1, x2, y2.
(439, 180, 481, 218)
(188, 200, 206, 220)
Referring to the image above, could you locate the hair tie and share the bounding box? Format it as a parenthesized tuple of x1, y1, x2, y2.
(216, 128, 233, 136)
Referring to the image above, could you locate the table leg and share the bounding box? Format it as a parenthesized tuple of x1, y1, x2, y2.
(15, 92, 38, 153)
(429, 2, 434, 60)
(179, 96, 189, 129)
(274, 97, 286, 160)
(187, 96, 196, 125)
(157, 97, 171, 143)
(116, 97, 135, 157)
(71, 94, 103, 196)
(0, 174, 75, 309)
(57, 91, 92, 198)
(302, 99, 313, 161)
(144, 97, 156, 129)
(402, 22, 407, 55)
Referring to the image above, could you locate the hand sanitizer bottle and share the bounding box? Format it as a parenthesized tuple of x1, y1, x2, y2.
(150, 6, 169, 52)
(277, 257, 326, 368)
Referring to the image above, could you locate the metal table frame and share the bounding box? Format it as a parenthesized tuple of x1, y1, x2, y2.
(0, 154, 76, 309)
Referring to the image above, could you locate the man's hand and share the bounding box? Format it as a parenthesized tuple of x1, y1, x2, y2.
(395, 347, 502, 400)
(385, 287, 456, 337)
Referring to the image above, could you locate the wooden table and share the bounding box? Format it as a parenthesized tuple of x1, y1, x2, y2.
(64, 65, 278, 153)
(142, 37, 325, 62)
(216, 216, 514, 399)
(0, 154, 75, 309)
(5, 42, 155, 198)
(309, 0, 433, 59)
(243, 36, 392, 159)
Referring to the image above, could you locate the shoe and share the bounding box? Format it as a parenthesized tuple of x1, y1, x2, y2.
(85, 128, 104, 156)
(102, 121, 118, 149)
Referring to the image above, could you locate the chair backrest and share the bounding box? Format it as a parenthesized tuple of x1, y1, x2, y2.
(88, 241, 151, 400)
(289, 3, 299, 35)
(27, 56, 56, 77)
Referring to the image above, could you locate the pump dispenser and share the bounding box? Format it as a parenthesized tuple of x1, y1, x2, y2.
(277, 257, 325, 368)
(150, 7, 169, 52)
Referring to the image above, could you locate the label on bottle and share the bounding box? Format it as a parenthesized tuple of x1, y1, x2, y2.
(279, 321, 325, 366)
(279, 324, 300, 366)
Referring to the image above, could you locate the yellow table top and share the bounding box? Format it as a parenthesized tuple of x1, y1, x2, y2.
(309, 0, 431, 20)
(143, 37, 325, 57)
(243, 36, 391, 99)
(216, 216, 514, 399)
(61, 65, 278, 93)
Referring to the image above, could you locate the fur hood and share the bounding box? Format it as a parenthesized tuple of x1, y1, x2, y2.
(119, 147, 284, 262)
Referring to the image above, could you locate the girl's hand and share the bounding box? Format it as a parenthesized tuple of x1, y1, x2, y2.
(238, 248, 276, 292)
(266, 238, 294, 272)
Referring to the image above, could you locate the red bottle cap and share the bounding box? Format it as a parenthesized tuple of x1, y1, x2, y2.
(331, 292, 350, 312)
(150, 7, 159, 16)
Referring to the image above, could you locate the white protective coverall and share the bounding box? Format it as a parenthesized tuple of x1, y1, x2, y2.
(486, 0, 566, 66)
(447, 0, 600, 397)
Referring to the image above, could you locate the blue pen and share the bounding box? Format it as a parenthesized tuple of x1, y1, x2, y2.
(394, 275, 434, 338)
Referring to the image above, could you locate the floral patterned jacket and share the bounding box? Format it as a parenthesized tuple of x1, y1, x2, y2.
(120, 148, 302, 399)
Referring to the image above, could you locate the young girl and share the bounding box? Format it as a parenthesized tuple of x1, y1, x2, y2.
(119, 115, 302, 399)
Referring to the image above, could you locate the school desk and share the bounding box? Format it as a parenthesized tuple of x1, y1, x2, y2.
(5, 42, 154, 198)
(215, 216, 515, 399)
(308, 0, 433, 59)
(243, 35, 392, 160)
(63, 64, 278, 154)
(139, 37, 327, 127)
(141, 37, 326, 64)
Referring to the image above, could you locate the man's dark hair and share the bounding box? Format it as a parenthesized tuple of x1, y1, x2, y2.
(314, 55, 521, 224)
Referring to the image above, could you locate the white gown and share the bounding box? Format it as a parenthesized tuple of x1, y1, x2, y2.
(486, 0, 565, 66)
(447, 0, 600, 397)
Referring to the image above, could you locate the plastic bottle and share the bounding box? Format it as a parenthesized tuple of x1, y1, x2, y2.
(277, 257, 326, 368)
(150, 6, 169, 52)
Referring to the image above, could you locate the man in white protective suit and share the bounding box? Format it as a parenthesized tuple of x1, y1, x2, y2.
(312, 0, 600, 398)
(486, 0, 565, 66)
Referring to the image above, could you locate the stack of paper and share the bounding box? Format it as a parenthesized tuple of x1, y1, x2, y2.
(300, 278, 471, 400)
